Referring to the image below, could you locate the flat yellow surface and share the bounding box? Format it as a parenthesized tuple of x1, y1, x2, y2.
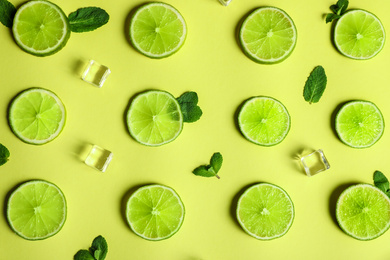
(1, 0, 390, 259)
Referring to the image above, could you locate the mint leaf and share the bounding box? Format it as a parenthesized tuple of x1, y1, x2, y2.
(326, 0, 348, 23)
(177, 92, 203, 123)
(326, 13, 340, 23)
(193, 166, 216, 178)
(303, 66, 327, 104)
(68, 7, 109, 33)
(374, 171, 390, 197)
(0, 143, 10, 166)
(0, 0, 16, 28)
(74, 250, 94, 260)
(91, 235, 108, 260)
(210, 152, 223, 173)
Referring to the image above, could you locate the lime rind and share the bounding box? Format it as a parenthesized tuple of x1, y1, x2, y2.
(236, 183, 294, 240)
(12, 0, 71, 57)
(335, 100, 384, 148)
(239, 6, 297, 64)
(6, 180, 67, 240)
(125, 184, 185, 241)
(126, 90, 183, 147)
(336, 184, 390, 240)
(129, 2, 187, 59)
(8, 88, 66, 145)
(334, 9, 385, 60)
(238, 96, 291, 146)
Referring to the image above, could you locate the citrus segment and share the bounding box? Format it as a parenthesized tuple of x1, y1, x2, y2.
(334, 10, 385, 60)
(239, 7, 297, 64)
(126, 184, 185, 241)
(236, 183, 294, 240)
(12, 0, 70, 56)
(336, 184, 390, 240)
(7, 180, 67, 240)
(129, 2, 187, 58)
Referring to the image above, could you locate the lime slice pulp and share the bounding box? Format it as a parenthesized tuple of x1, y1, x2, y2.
(238, 96, 291, 146)
(7, 180, 67, 240)
(334, 9, 385, 60)
(126, 184, 185, 241)
(12, 0, 70, 56)
(129, 2, 187, 58)
(239, 6, 297, 64)
(336, 184, 390, 240)
(236, 183, 294, 240)
(335, 100, 384, 148)
(126, 90, 183, 146)
(8, 88, 66, 145)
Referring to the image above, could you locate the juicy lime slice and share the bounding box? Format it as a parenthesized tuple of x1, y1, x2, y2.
(336, 184, 390, 240)
(238, 96, 290, 146)
(335, 100, 384, 148)
(7, 180, 67, 240)
(129, 2, 187, 58)
(334, 9, 385, 60)
(8, 88, 66, 145)
(236, 183, 294, 240)
(12, 0, 70, 56)
(126, 184, 185, 241)
(239, 6, 297, 64)
(126, 90, 183, 146)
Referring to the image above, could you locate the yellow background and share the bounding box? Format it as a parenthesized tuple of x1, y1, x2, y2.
(1, 0, 390, 259)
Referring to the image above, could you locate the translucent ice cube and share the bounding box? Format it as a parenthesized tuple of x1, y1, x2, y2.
(81, 60, 111, 88)
(300, 149, 330, 177)
(218, 0, 232, 6)
(84, 145, 113, 172)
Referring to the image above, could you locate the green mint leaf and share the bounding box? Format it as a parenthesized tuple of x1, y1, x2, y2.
(373, 171, 390, 195)
(177, 92, 203, 123)
(68, 7, 109, 33)
(336, 0, 349, 15)
(326, 13, 340, 24)
(210, 152, 223, 173)
(0, 143, 10, 166)
(91, 235, 108, 260)
(74, 250, 95, 260)
(193, 165, 216, 178)
(303, 65, 327, 104)
(0, 0, 16, 28)
(326, 0, 348, 23)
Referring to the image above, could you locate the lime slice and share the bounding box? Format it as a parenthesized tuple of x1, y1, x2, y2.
(239, 7, 297, 64)
(334, 10, 385, 60)
(7, 180, 67, 240)
(129, 2, 187, 58)
(126, 90, 183, 146)
(335, 100, 384, 148)
(238, 96, 290, 146)
(236, 183, 294, 240)
(12, 0, 70, 57)
(336, 184, 390, 240)
(126, 184, 185, 241)
(8, 88, 66, 145)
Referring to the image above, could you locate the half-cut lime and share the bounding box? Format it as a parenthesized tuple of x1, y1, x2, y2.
(126, 90, 183, 146)
(12, 0, 70, 56)
(8, 88, 66, 145)
(334, 10, 385, 60)
(129, 2, 187, 58)
(238, 96, 290, 146)
(239, 7, 297, 64)
(7, 180, 67, 240)
(335, 100, 384, 148)
(336, 184, 390, 240)
(126, 184, 185, 241)
(236, 183, 294, 240)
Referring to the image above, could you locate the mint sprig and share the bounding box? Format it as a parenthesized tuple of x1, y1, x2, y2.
(75, 235, 108, 260)
(373, 171, 390, 198)
(326, 0, 349, 23)
(177, 92, 203, 123)
(0, 0, 16, 28)
(303, 65, 327, 104)
(0, 143, 10, 166)
(193, 152, 223, 179)
(68, 7, 109, 33)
